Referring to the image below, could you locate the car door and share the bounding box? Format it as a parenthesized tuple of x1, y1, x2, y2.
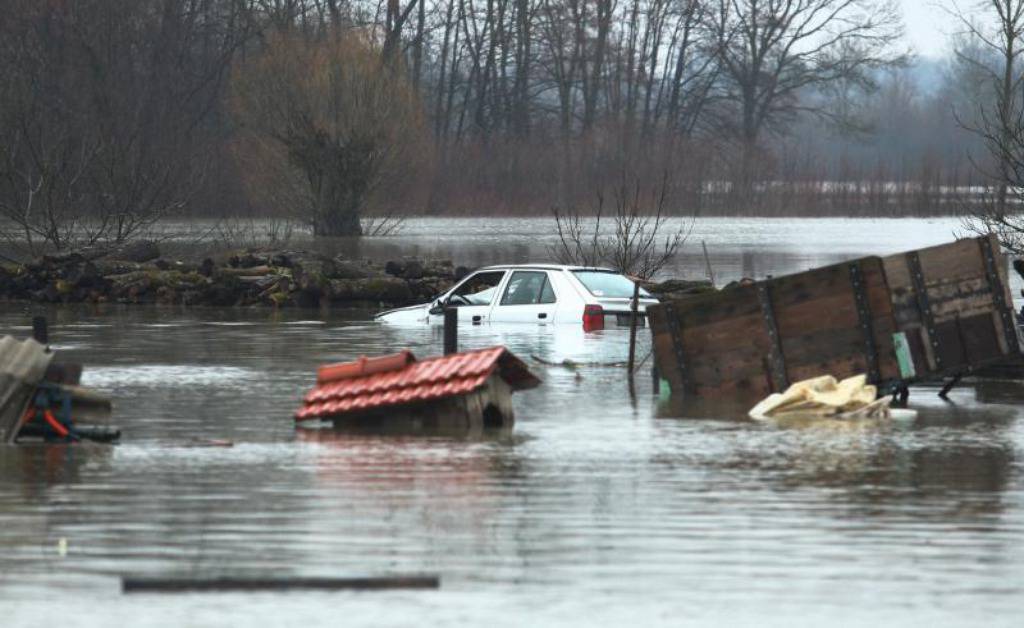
(426, 269, 507, 325)
(490, 270, 559, 324)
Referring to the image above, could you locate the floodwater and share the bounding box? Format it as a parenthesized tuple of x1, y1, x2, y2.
(1, 217, 1023, 626)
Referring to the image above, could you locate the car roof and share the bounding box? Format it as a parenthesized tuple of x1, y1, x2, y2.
(476, 264, 617, 272)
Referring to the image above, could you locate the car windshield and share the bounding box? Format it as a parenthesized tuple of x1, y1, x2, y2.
(447, 270, 505, 306)
(465, 286, 496, 305)
(572, 271, 650, 298)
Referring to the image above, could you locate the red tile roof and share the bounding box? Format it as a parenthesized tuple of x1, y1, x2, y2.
(295, 346, 540, 422)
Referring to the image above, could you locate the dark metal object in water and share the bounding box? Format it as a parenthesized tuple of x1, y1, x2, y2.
(121, 575, 440, 593)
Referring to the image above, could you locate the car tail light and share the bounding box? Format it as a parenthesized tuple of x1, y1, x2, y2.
(582, 304, 604, 331)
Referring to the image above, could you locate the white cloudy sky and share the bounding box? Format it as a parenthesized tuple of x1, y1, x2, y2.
(900, 0, 964, 57)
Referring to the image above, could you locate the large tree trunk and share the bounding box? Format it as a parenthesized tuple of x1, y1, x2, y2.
(313, 211, 363, 237)
(312, 183, 364, 237)
(299, 145, 372, 238)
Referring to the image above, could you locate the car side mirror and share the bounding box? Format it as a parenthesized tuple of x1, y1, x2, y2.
(428, 299, 445, 316)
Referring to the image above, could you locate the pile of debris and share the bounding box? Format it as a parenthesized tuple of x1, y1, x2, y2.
(748, 374, 891, 421)
(0, 242, 466, 309)
(0, 335, 116, 444)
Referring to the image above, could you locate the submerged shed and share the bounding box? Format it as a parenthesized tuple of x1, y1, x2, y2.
(295, 346, 541, 431)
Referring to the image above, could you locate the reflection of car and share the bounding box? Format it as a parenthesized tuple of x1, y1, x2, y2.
(375, 264, 659, 329)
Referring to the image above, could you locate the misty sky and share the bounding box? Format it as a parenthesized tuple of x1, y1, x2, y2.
(901, 0, 963, 57)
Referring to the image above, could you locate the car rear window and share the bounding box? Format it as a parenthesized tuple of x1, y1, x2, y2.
(571, 271, 650, 298)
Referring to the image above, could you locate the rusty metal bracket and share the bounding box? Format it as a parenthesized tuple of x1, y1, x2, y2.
(848, 261, 881, 383)
(756, 282, 788, 393)
(662, 302, 690, 390)
(978, 236, 1021, 355)
(906, 251, 942, 372)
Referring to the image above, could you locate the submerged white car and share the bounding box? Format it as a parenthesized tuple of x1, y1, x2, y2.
(375, 264, 659, 329)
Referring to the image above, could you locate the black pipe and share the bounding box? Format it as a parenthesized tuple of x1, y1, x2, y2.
(32, 316, 48, 345)
(443, 307, 458, 355)
(122, 575, 440, 593)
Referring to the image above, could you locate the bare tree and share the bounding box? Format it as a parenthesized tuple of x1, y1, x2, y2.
(954, 0, 1024, 250)
(709, 0, 905, 188)
(0, 0, 251, 253)
(231, 29, 423, 237)
(551, 173, 691, 279)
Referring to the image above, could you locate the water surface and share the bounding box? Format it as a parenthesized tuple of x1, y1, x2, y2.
(1, 218, 1022, 626)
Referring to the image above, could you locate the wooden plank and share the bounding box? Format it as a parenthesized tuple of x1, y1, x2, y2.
(122, 576, 441, 593)
(916, 237, 986, 284)
(647, 306, 684, 391)
(680, 312, 768, 352)
(958, 312, 1004, 364)
(683, 345, 782, 387)
(786, 354, 879, 385)
(648, 236, 1022, 399)
(649, 258, 902, 398)
(883, 256, 912, 291)
(669, 284, 761, 328)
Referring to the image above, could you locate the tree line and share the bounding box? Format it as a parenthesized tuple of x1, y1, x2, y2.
(0, 0, 1015, 246)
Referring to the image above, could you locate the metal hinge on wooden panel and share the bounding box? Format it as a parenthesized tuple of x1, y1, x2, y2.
(848, 261, 881, 382)
(662, 302, 689, 389)
(905, 251, 942, 371)
(978, 236, 1022, 355)
(756, 282, 788, 392)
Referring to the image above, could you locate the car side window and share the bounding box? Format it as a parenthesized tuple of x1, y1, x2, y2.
(448, 271, 505, 307)
(539, 277, 556, 304)
(501, 271, 557, 306)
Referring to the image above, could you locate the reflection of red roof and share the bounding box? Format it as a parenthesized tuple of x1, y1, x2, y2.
(295, 346, 540, 422)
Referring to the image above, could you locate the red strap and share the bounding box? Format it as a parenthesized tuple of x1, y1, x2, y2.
(42, 410, 69, 438)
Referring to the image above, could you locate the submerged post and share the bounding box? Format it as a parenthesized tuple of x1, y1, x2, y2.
(31, 316, 48, 345)
(627, 281, 640, 376)
(443, 307, 458, 355)
(702, 240, 715, 286)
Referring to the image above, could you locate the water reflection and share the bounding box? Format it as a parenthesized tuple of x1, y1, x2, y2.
(0, 443, 114, 492)
(653, 389, 1017, 521)
(296, 420, 516, 441)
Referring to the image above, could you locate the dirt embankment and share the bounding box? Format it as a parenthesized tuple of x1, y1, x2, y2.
(0, 242, 465, 309)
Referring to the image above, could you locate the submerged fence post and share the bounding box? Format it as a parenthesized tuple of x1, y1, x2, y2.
(31, 316, 48, 345)
(443, 308, 458, 355)
(702, 240, 716, 286)
(627, 282, 640, 376)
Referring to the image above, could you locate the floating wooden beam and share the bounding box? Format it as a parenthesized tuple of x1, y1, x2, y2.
(122, 575, 440, 593)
